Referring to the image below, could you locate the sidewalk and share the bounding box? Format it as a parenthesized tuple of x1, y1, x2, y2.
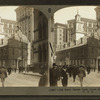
(22, 71, 42, 77)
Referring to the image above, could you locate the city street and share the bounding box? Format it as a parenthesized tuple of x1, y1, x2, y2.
(0, 70, 100, 87)
(58, 70, 100, 87)
(0, 71, 41, 87)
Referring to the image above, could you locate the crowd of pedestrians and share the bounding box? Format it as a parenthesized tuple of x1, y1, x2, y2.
(0, 65, 20, 87)
(49, 63, 94, 87)
(0, 63, 97, 87)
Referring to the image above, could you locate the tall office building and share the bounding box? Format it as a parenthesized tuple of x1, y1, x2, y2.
(15, 6, 34, 65)
(66, 12, 97, 42)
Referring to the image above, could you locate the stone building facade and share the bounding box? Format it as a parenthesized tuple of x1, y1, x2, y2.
(54, 23, 67, 50)
(55, 13, 97, 51)
(15, 6, 34, 65)
(0, 37, 27, 69)
(1, 18, 16, 37)
(33, 9, 48, 69)
(66, 13, 97, 43)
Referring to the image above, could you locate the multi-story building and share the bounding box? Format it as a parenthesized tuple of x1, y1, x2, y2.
(56, 36, 100, 69)
(55, 13, 97, 51)
(56, 7, 100, 69)
(15, 6, 34, 65)
(66, 13, 97, 43)
(0, 17, 16, 38)
(1, 18, 16, 37)
(0, 37, 27, 69)
(54, 23, 67, 50)
(33, 9, 48, 71)
(95, 6, 100, 40)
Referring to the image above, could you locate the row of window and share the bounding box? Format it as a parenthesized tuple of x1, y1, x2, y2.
(84, 22, 96, 28)
(67, 22, 96, 29)
(4, 23, 16, 29)
(17, 8, 32, 21)
(71, 59, 96, 65)
(4, 29, 15, 33)
(18, 20, 31, 36)
(67, 23, 75, 28)
(11, 48, 27, 57)
(57, 46, 98, 59)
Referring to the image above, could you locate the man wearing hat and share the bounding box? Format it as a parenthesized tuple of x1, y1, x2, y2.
(78, 65, 86, 87)
(0, 65, 7, 87)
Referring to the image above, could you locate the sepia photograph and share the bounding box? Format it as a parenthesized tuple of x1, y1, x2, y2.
(0, 5, 100, 90)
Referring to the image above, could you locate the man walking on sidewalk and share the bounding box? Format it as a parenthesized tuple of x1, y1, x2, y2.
(0, 65, 7, 87)
(78, 65, 86, 87)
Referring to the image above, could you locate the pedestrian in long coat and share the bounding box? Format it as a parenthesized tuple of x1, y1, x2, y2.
(0, 66, 7, 87)
(72, 65, 78, 82)
(50, 63, 59, 86)
(78, 66, 86, 87)
(7, 66, 12, 75)
(67, 65, 72, 77)
(61, 66, 68, 87)
(98, 65, 100, 73)
(38, 70, 48, 87)
(86, 65, 91, 74)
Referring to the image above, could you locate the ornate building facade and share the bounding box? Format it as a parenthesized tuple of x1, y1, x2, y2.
(1, 18, 16, 37)
(66, 13, 97, 43)
(55, 13, 97, 51)
(54, 23, 67, 50)
(15, 6, 34, 65)
(0, 37, 27, 69)
(56, 37, 100, 69)
(56, 6, 100, 70)
(33, 9, 48, 70)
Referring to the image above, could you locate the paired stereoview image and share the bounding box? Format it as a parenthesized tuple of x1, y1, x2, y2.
(0, 6, 99, 87)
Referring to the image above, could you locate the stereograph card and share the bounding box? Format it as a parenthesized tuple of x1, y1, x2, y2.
(0, 0, 99, 100)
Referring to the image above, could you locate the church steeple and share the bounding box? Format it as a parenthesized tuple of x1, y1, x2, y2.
(75, 9, 81, 21)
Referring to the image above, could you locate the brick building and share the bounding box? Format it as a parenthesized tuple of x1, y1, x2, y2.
(56, 36, 100, 69)
(55, 12, 97, 51)
(0, 37, 27, 69)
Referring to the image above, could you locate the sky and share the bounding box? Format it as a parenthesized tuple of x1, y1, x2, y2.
(0, 6, 97, 22)
(0, 6, 97, 39)
(0, 6, 18, 21)
(0, 6, 18, 39)
(54, 6, 97, 24)
(0, 6, 97, 23)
